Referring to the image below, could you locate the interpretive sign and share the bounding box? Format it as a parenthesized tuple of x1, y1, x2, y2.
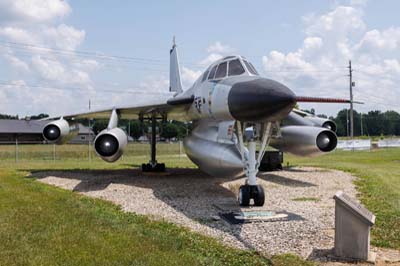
(334, 191, 375, 261)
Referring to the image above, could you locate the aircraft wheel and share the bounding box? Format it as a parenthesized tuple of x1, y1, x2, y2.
(142, 163, 149, 172)
(157, 163, 166, 172)
(253, 185, 265, 206)
(238, 185, 250, 207)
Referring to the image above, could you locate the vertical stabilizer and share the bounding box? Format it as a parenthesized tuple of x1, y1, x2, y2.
(169, 37, 183, 93)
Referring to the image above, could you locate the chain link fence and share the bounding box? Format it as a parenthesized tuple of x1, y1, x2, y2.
(0, 141, 184, 163)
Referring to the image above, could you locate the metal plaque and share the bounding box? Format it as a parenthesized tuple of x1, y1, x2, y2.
(334, 191, 375, 225)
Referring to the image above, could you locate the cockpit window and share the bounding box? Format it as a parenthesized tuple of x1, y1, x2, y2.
(214, 62, 227, 79)
(208, 65, 218, 80)
(228, 59, 245, 76)
(243, 60, 259, 75)
(201, 69, 209, 82)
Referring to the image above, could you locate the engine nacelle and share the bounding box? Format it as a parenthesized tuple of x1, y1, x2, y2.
(43, 119, 79, 144)
(305, 116, 337, 132)
(285, 112, 337, 132)
(270, 126, 337, 156)
(94, 127, 128, 162)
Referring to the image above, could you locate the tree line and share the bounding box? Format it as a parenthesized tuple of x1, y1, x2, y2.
(304, 109, 400, 137)
(1, 108, 399, 139)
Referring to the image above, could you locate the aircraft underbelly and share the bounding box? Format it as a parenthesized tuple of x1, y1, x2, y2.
(183, 120, 243, 177)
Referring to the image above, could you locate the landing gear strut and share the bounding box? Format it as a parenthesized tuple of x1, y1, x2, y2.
(236, 122, 272, 207)
(141, 113, 166, 172)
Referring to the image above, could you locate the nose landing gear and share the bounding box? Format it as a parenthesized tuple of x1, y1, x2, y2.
(238, 184, 265, 207)
(236, 121, 273, 207)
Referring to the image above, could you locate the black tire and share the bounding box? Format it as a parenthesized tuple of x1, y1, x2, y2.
(238, 185, 250, 207)
(253, 185, 265, 206)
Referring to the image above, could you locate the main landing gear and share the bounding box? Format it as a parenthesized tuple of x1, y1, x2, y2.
(236, 122, 273, 207)
(141, 113, 166, 172)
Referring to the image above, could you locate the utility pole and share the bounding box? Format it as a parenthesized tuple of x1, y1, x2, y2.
(348, 60, 354, 139)
(360, 113, 363, 136)
(88, 99, 92, 162)
(346, 109, 349, 137)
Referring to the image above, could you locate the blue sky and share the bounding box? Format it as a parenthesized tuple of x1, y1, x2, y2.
(0, 0, 399, 116)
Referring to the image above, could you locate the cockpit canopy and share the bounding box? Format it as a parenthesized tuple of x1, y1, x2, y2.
(201, 56, 259, 82)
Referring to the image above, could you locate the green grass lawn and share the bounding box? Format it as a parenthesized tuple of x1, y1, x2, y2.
(286, 148, 400, 249)
(0, 143, 398, 265)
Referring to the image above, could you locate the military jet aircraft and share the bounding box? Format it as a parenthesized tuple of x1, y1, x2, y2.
(42, 40, 351, 207)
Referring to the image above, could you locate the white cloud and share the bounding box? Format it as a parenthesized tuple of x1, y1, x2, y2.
(198, 41, 235, 66)
(0, 0, 101, 116)
(356, 28, 400, 52)
(4, 53, 30, 72)
(350, 0, 368, 7)
(199, 53, 223, 66)
(304, 6, 365, 38)
(206, 41, 234, 54)
(303, 37, 323, 50)
(43, 24, 86, 50)
(262, 4, 400, 115)
(0, 0, 71, 23)
(181, 67, 201, 86)
(0, 26, 37, 43)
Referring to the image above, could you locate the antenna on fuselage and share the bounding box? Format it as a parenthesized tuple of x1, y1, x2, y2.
(169, 36, 183, 94)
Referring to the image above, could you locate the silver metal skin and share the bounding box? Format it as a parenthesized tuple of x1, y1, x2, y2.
(93, 109, 128, 163)
(169, 37, 183, 93)
(41, 41, 343, 206)
(42, 118, 79, 144)
(269, 126, 337, 156)
(286, 111, 337, 132)
(305, 116, 337, 132)
(183, 120, 244, 177)
(94, 127, 128, 162)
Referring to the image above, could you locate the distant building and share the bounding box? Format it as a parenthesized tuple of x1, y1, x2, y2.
(0, 120, 94, 144)
(69, 124, 95, 144)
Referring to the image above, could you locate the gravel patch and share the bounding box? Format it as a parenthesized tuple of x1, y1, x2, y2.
(34, 167, 357, 258)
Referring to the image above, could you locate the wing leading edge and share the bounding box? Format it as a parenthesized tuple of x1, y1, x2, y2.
(44, 95, 194, 121)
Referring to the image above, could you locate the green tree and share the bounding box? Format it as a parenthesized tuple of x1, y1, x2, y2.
(128, 120, 144, 140)
(92, 120, 108, 134)
(0, 114, 18, 119)
(161, 122, 178, 141)
(30, 113, 49, 120)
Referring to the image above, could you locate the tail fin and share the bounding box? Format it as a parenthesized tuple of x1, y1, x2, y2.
(169, 37, 183, 93)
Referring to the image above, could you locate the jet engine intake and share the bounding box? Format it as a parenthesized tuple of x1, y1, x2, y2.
(42, 119, 79, 144)
(94, 127, 128, 162)
(270, 126, 337, 156)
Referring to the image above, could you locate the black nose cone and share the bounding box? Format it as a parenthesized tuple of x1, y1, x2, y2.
(228, 78, 296, 122)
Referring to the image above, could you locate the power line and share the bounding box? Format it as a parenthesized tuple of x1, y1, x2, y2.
(0, 39, 351, 72)
(0, 80, 173, 96)
(0, 40, 206, 68)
